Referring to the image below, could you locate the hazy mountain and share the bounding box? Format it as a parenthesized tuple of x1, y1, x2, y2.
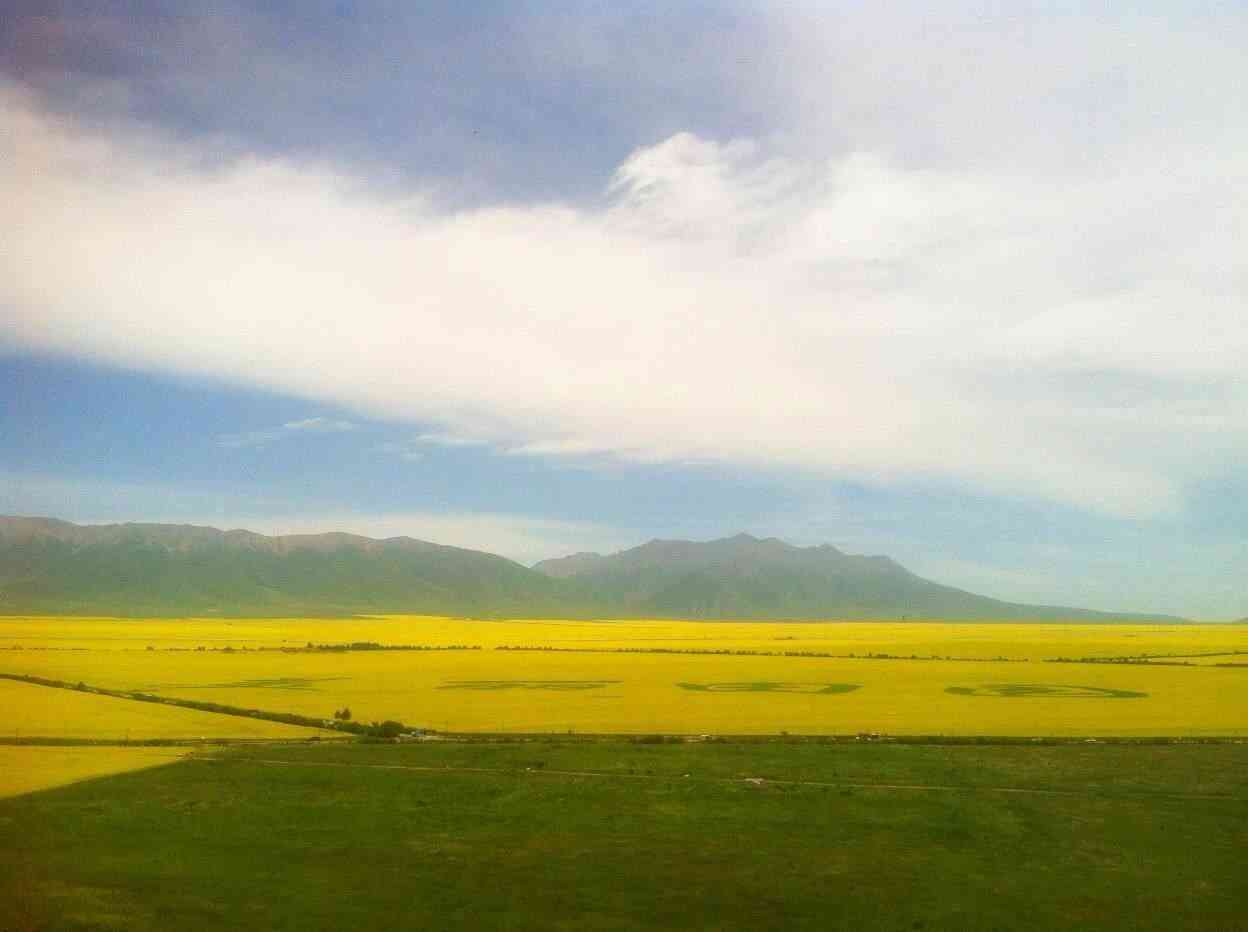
(533, 533, 1181, 622)
(0, 516, 572, 617)
(0, 517, 1181, 621)
(531, 551, 607, 579)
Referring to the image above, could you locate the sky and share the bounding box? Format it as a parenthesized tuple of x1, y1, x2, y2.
(2, 2, 1246, 618)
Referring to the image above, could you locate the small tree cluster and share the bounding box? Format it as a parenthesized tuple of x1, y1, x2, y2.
(367, 720, 405, 739)
(333, 707, 352, 721)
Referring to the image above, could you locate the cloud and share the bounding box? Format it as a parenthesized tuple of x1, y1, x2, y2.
(217, 429, 281, 450)
(283, 417, 354, 432)
(415, 432, 485, 448)
(218, 416, 356, 448)
(3, 3, 1246, 522)
(0, 3, 788, 205)
(372, 441, 424, 462)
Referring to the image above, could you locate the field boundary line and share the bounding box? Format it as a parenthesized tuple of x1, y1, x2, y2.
(0, 672, 388, 738)
(192, 756, 1248, 803)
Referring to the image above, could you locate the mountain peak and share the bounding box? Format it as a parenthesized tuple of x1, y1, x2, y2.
(530, 551, 606, 579)
(0, 516, 1183, 622)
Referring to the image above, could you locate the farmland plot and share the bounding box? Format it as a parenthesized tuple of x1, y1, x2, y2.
(3, 618, 1246, 736)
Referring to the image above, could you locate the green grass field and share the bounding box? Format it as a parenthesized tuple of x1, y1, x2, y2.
(4, 740, 1247, 931)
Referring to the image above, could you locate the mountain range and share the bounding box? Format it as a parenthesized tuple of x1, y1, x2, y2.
(0, 516, 1182, 621)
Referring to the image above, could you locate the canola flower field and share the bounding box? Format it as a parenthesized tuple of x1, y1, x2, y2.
(5, 614, 1248, 658)
(0, 676, 337, 742)
(0, 745, 183, 799)
(3, 616, 1246, 740)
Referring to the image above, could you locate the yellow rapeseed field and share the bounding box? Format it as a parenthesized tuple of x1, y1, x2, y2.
(0, 677, 335, 741)
(2, 616, 1245, 737)
(2, 614, 1245, 659)
(0, 746, 184, 799)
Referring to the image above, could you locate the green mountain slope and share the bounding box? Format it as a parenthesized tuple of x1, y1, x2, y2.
(0, 517, 572, 617)
(0, 517, 1182, 621)
(533, 534, 1181, 622)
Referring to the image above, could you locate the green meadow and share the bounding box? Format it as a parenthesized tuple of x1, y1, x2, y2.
(4, 740, 1247, 931)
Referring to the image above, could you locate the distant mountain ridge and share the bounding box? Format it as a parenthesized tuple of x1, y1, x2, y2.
(0, 516, 1183, 621)
(532, 533, 1179, 622)
(532, 551, 607, 579)
(0, 516, 569, 617)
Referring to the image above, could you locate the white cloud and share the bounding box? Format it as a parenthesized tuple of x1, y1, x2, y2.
(415, 432, 485, 448)
(218, 415, 355, 448)
(372, 441, 424, 462)
(217, 429, 281, 450)
(4, 8, 1247, 523)
(283, 417, 355, 432)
